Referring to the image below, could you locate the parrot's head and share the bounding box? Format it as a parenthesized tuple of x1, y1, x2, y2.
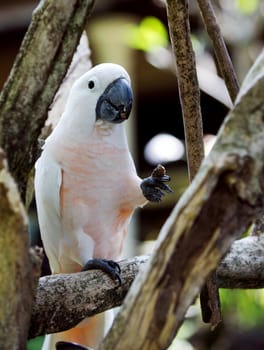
(67, 63, 133, 128)
(95, 65, 133, 124)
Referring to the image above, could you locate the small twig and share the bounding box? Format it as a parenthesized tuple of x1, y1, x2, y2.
(197, 0, 240, 102)
(200, 272, 221, 328)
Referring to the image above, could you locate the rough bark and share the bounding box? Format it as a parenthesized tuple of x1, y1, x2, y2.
(0, 149, 33, 349)
(96, 49, 264, 350)
(166, 0, 204, 182)
(29, 234, 264, 338)
(0, 0, 95, 200)
(217, 236, 264, 289)
(166, 0, 220, 328)
(29, 256, 148, 338)
(197, 0, 240, 102)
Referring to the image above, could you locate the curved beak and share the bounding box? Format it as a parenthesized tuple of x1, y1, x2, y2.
(96, 78, 133, 123)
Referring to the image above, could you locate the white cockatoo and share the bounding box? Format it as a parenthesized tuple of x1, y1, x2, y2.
(35, 63, 172, 350)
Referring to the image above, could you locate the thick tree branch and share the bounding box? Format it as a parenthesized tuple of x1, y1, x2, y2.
(97, 49, 264, 350)
(29, 256, 148, 338)
(0, 0, 95, 200)
(0, 149, 34, 348)
(29, 235, 264, 338)
(217, 236, 264, 289)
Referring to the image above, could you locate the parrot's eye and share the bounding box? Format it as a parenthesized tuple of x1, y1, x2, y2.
(88, 80, 95, 89)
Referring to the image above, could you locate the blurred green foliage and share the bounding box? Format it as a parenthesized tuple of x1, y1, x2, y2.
(126, 16, 168, 51)
(235, 0, 259, 14)
(220, 289, 264, 329)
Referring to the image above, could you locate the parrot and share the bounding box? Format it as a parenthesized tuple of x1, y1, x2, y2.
(34, 63, 172, 350)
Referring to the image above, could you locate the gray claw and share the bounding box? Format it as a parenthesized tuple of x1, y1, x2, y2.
(141, 176, 173, 202)
(82, 258, 122, 286)
(56, 341, 92, 350)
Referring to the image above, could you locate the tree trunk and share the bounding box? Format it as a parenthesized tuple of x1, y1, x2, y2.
(0, 149, 33, 349)
(0, 0, 95, 200)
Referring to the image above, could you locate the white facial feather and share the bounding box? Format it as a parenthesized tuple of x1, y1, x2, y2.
(51, 63, 131, 140)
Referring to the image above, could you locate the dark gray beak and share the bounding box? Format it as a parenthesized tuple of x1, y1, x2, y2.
(96, 78, 133, 123)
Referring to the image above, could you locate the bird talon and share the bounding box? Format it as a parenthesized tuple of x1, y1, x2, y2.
(56, 341, 92, 350)
(82, 258, 122, 286)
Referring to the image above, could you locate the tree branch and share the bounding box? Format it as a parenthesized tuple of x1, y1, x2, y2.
(166, 0, 220, 328)
(196, 0, 240, 102)
(29, 234, 264, 338)
(29, 256, 148, 338)
(0, 149, 34, 348)
(217, 236, 264, 289)
(166, 0, 204, 182)
(97, 49, 264, 350)
(0, 0, 95, 200)
(195, 0, 241, 326)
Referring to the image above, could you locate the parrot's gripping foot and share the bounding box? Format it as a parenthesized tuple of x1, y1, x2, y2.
(56, 341, 92, 350)
(141, 164, 173, 202)
(82, 258, 122, 285)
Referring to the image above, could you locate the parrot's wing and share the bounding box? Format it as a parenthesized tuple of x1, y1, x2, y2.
(35, 150, 63, 273)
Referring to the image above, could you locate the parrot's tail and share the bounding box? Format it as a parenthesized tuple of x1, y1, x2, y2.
(41, 313, 111, 350)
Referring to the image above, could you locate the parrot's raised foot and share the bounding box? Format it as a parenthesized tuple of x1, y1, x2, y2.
(141, 164, 173, 202)
(82, 258, 122, 285)
(56, 341, 92, 350)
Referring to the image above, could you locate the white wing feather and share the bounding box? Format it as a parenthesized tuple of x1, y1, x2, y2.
(34, 148, 62, 273)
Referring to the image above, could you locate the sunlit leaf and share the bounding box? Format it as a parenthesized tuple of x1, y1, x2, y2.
(235, 0, 259, 14)
(126, 16, 168, 52)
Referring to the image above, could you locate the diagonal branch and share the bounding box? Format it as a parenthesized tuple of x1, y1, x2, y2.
(96, 49, 264, 350)
(197, 0, 240, 102)
(0, 0, 95, 200)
